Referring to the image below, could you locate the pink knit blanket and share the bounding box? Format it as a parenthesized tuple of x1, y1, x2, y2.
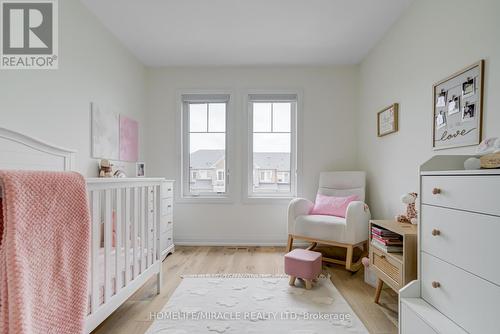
(0, 171, 91, 334)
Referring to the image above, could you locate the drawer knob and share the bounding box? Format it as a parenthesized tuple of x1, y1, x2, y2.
(380, 255, 386, 259)
(431, 281, 441, 288)
(432, 188, 441, 195)
(431, 229, 441, 236)
(168, 188, 172, 191)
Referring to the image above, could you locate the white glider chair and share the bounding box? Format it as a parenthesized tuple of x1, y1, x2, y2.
(287, 171, 371, 271)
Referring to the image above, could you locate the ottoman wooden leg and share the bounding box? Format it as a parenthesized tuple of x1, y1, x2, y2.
(289, 276, 296, 286)
(305, 279, 312, 290)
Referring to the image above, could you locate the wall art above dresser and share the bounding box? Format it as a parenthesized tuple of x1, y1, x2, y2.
(432, 60, 485, 150)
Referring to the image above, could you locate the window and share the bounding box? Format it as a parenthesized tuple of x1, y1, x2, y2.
(259, 170, 273, 183)
(277, 172, 290, 184)
(182, 94, 229, 197)
(247, 94, 297, 197)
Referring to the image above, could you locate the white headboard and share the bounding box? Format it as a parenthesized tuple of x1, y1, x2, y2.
(0, 127, 76, 172)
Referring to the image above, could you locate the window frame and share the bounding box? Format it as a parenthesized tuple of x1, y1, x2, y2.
(178, 91, 234, 202)
(244, 91, 300, 200)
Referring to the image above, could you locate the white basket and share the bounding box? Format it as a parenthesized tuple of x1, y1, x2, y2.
(362, 257, 378, 288)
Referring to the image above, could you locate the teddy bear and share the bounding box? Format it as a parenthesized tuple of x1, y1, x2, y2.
(396, 192, 418, 224)
(99, 159, 113, 178)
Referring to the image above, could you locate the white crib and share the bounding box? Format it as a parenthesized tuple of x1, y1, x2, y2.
(85, 178, 163, 333)
(0, 128, 164, 333)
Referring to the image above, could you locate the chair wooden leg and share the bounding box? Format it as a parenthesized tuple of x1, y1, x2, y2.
(306, 242, 317, 250)
(305, 279, 312, 290)
(374, 279, 384, 304)
(289, 276, 296, 286)
(286, 235, 294, 252)
(345, 245, 353, 271)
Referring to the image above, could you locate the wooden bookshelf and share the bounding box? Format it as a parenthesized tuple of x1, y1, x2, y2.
(369, 220, 417, 304)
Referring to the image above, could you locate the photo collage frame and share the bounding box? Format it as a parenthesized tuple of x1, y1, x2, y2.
(432, 60, 484, 150)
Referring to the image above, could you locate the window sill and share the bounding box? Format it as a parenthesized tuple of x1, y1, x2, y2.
(176, 196, 234, 204)
(242, 196, 295, 205)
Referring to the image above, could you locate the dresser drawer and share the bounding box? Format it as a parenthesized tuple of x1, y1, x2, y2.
(401, 303, 437, 334)
(421, 252, 500, 333)
(160, 230, 174, 252)
(370, 246, 402, 289)
(160, 215, 173, 234)
(422, 175, 500, 216)
(161, 198, 173, 216)
(161, 182, 174, 199)
(422, 205, 500, 285)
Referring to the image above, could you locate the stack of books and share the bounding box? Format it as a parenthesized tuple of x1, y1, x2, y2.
(371, 226, 403, 253)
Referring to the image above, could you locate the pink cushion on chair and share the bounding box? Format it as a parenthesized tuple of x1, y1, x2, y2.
(284, 249, 322, 280)
(309, 194, 359, 218)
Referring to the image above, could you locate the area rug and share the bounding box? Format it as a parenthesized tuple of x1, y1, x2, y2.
(146, 274, 368, 334)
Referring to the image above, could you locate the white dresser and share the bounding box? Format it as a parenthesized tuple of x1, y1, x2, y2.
(159, 180, 175, 259)
(400, 156, 500, 334)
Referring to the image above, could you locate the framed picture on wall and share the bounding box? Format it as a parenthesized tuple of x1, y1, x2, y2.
(432, 60, 484, 150)
(377, 103, 399, 137)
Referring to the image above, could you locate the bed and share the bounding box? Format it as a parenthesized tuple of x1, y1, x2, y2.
(0, 127, 163, 333)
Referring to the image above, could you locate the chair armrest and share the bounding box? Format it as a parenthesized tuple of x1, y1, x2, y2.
(345, 201, 371, 244)
(287, 198, 314, 235)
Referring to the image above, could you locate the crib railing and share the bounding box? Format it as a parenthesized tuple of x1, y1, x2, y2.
(85, 178, 164, 319)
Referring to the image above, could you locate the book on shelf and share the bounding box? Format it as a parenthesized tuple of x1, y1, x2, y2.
(371, 227, 399, 236)
(372, 234, 403, 246)
(371, 239, 403, 253)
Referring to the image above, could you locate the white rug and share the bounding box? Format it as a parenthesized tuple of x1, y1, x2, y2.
(146, 274, 368, 334)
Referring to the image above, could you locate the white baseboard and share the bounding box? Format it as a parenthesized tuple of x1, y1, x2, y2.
(175, 239, 309, 247)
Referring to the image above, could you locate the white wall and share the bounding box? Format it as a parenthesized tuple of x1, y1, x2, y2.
(357, 0, 500, 219)
(145, 66, 359, 245)
(0, 0, 146, 176)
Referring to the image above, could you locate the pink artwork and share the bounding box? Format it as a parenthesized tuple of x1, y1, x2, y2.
(119, 116, 139, 162)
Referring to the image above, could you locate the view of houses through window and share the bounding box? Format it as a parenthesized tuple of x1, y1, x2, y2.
(185, 94, 295, 197)
(188, 102, 226, 194)
(250, 100, 293, 194)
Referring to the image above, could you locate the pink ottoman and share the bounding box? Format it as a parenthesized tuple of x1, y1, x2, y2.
(284, 249, 322, 289)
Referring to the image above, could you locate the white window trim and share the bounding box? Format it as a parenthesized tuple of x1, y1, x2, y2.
(242, 90, 303, 202)
(176, 90, 235, 203)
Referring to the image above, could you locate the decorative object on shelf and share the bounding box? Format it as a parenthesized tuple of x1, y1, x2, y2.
(480, 153, 500, 169)
(377, 103, 398, 137)
(464, 157, 481, 170)
(473, 137, 500, 169)
(91, 103, 119, 160)
(119, 115, 139, 162)
(476, 137, 500, 155)
(396, 192, 418, 224)
(113, 169, 127, 178)
(432, 60, 484, 150)
(98, 159, 113, 178)
(136, 162, 145, 177)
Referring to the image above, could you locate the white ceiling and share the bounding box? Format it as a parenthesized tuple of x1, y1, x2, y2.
(80, 0, 413, 67)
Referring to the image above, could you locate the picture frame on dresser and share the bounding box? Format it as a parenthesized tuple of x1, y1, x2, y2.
(432, 60, 485, 150)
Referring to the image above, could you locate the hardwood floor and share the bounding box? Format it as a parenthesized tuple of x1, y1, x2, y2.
(92, 246, 398, 334)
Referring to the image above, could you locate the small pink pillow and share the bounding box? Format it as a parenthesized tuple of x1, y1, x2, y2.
(310, 194, 359, 218)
